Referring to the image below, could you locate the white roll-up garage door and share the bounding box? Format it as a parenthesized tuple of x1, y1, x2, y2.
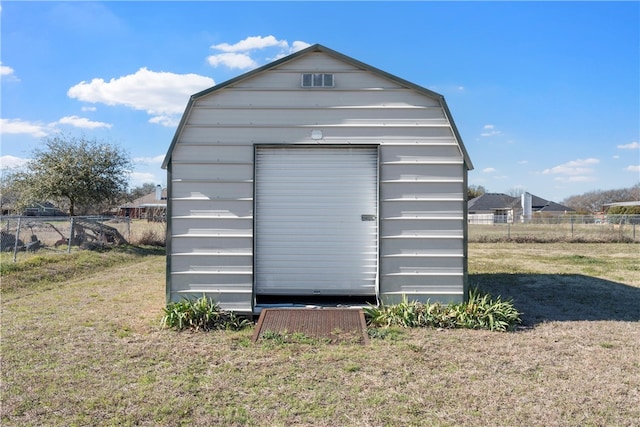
(255, 146, 378, 295)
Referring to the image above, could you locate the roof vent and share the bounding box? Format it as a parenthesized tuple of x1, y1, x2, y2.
(302, 73, 334, 88)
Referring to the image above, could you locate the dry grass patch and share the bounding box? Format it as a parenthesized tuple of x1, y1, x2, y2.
(2, 243, 639, 426)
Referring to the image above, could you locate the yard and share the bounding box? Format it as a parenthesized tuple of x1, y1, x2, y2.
(1, 242, 639, 426)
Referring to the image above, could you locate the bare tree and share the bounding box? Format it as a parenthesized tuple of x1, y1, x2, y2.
(562, 183, 640, 213)
(507, 187, 525, 197)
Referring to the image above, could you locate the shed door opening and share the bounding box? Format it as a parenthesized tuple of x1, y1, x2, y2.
(255, 146, 378, 296)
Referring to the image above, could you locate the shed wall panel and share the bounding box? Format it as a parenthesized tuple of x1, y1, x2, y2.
(170, 236, 252, 254)
(171, 199, 253, 218)
(187, 106, 447, 126)
(380, 237, 464, 256)
(178, 126, 454, 144)
(171, 181, 253, 200)
(171, 217, 252, 236)
(171, 254, 253, 271)
(195, 89, 442, 108)
(170, 145, 254, 163)
(171, 164, 253, 181)
(380, 200, 464, 219)
(381, 164, 463, 182)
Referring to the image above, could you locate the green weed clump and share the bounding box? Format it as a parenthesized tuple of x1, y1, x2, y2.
(364, 288, 521, 332)
(161, 296, 252, 331)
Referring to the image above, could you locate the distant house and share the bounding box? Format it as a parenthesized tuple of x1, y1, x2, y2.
(24, 202, 66, 216)
(118, 186, 167, 221)
(468, 192, 573, 223)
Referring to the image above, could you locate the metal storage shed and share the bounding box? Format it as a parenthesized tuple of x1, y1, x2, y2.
(162, 44, 474, 314)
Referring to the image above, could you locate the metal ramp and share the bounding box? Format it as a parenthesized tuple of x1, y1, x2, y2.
(252, 308, 369, 344)
(72, 218, 127, 245)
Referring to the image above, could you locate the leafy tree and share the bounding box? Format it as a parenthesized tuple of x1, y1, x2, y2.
(467, 185, 486, 200)
(0, 170, 22, 214)
(12, 135, 132, 215)
(128, 183, 159, 201)
(607, 205, 640, 215)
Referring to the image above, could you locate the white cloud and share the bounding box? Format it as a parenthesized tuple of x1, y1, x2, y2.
(208, 35, 310, 70)
(0, 62, 14, 76)
(67, 67, 215, 125)
(0, 155, 30, 170)
(0, 118, 50, 138)
(482, 167, 496, 173)
(625, 165, 640, 172)
(291, 41, 312, 52)
(81, 106, 97, 112)
(212, 35, 288, 52)
(480, 124, 502, 137)
(542, 158, 599, 175)
(559, 175, 597, 183)
(517, 160, 528, 165)
(134, 154, 165, 165)
(1, 116, 112, 137)
(58, 115, 112, 129)
(207, 53, 257, 70)
(542, 158, 600, 182)
(129, 171, 159, 187)
(617, 141, 640, 150)
(148, 115, 179, 128)
(0, 62, 19, 82)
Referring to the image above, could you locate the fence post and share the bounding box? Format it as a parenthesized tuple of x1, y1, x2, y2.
(12, 217, 21, 263)
(571, 217, 574, 239)
(68, 217, 74, 253)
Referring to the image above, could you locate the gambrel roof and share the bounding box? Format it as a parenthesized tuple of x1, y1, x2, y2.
(163, 43, 473, 170)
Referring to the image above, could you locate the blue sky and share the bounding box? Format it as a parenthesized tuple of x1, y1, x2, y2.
(1, 1, 638, 203)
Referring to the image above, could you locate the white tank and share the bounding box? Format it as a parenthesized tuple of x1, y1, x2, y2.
(521, 192, 532, 222)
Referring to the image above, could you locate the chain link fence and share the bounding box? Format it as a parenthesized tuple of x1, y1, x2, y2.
(469, 215, 639, 242)
(0, 216, 167, 262)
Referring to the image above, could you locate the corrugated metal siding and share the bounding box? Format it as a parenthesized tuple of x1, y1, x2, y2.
(167, 50, 467, 312)
(379, 144, 465, 304)
(167, 143, 254, 312)
(255, 146, 378, 296)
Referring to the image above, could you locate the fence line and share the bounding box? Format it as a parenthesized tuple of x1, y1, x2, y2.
(1, 216, 134, 262)
(468, 214, 640, 225)
(469, 215, 639, 242)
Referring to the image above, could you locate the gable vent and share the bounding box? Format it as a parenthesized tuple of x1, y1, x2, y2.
(301, 73, 334, 88)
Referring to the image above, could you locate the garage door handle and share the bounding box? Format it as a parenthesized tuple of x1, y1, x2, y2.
(361, 214, 376, 221)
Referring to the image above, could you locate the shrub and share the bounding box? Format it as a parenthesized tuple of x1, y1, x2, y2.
(161, 296, 252, 331)
(364, 289, 521, 332)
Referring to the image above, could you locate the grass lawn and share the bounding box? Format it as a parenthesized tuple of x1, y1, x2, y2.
(1, 243, 639, 426)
